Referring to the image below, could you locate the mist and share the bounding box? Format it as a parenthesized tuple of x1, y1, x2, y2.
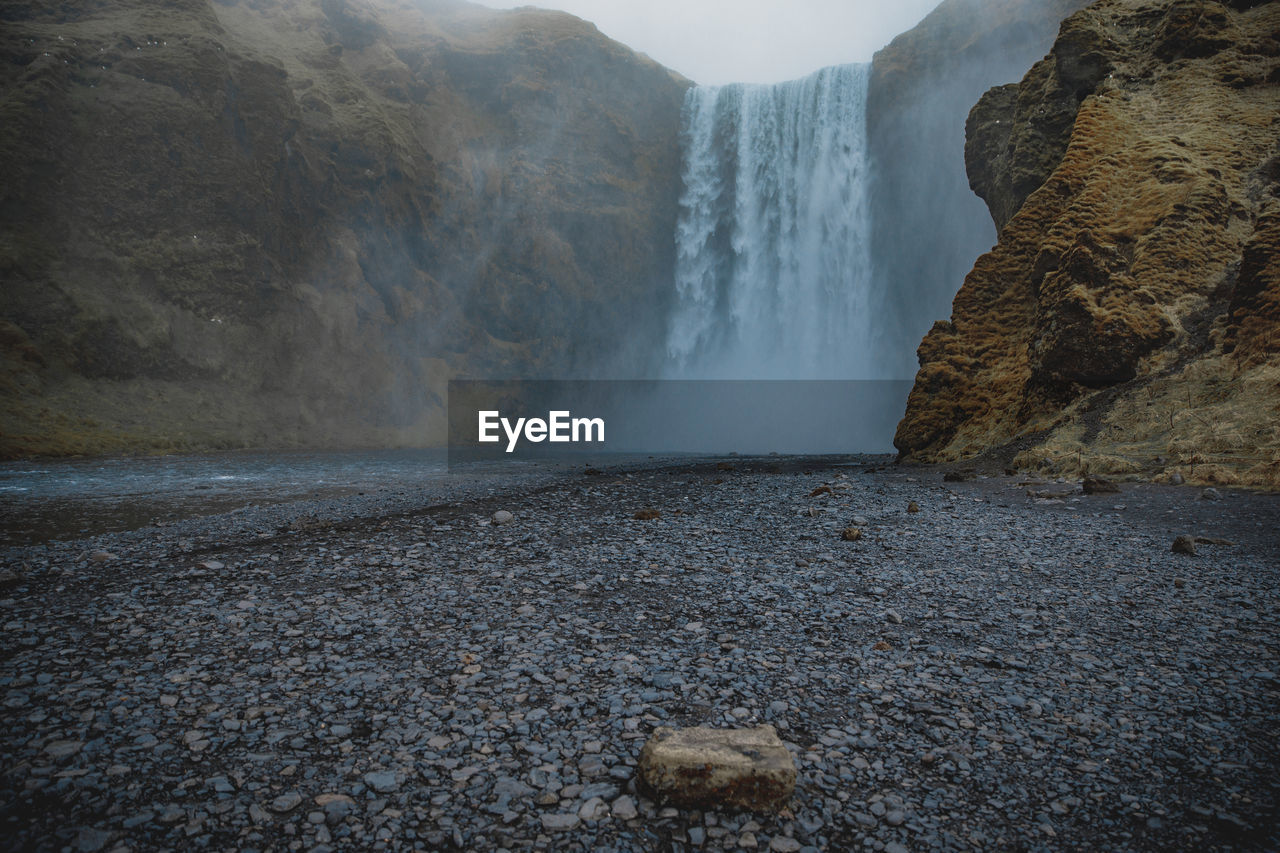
(472, 0, 941, 85)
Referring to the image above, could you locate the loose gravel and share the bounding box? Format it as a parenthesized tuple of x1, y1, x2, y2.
(1, 456, 1277, 852)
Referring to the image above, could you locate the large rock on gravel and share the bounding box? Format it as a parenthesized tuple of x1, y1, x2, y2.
(637, 725, 796, 812)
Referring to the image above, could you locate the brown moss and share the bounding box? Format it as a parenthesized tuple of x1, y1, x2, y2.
(897, 0, 1280, 487)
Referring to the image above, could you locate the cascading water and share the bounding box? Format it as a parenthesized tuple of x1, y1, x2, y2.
(666, 63, 885, 380)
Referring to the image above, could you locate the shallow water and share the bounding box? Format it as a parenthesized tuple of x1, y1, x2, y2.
(0, 449, 678, 545)
(0, 449, 455, 544)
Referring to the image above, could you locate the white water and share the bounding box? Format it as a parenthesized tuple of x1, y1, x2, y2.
(666, 63, 883, 380)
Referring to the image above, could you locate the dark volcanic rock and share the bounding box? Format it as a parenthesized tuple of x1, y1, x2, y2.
(0, 0, 689, 457)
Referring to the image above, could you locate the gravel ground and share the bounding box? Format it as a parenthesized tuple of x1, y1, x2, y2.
(1, 456, 1277, 852)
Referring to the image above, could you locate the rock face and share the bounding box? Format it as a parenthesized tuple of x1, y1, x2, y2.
(0, 0, 688, 456)
(637, 725, 796, 812)
(867, 0, 1092, 375)
(896, 0, 1280, 488)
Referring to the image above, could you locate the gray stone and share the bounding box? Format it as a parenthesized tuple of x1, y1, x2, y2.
(611, 795, 638, 820)
(540, 812, 581, 831)
(363, 771, 399, 793)
(74, 828, 112, 852)
(271, 791, 303, 813)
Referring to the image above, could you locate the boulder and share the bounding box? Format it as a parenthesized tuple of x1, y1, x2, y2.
(1082, 476, 1120, 495)
(637, 725, 795, 812)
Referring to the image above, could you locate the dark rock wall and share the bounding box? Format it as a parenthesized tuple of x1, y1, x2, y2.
(0, 0, 689, 456)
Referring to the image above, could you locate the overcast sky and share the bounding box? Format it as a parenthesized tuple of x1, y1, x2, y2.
(473, 0, 943, 85)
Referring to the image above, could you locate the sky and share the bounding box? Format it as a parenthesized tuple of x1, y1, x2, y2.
(473, 0, 943, 86)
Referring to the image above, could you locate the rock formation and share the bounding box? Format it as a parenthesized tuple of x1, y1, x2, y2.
(896, 0, 1280, 487)
(0, 0, 688, 456)
(867, 0, 1092, 375)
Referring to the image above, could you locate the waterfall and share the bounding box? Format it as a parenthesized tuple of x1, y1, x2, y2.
(666, 63, 882, 380)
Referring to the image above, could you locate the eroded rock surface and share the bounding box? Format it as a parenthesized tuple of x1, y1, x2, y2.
(897, 0, 1280, 488)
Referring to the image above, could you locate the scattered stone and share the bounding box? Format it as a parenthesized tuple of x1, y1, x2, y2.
(271, 791, 303, 813)
(1171, 535, 1198, 556)
(578, 796, 608, 821)
(491, 510, 514, 525)
(809, 486, 833, 497)
(3, 454, 1277, 852)
(74, 827, 112, 852)
(540, 813, 581, 831)
(315, 793, 356, 823)
(44, 739, 84, 759)
(88, 550, 114, 563)
(1082, 476, 1120, 495)
(638, 725, 796, 812)
(197, 559, 224, 570)
(610, 795, 638, 820)
(363, 771, 399, 793)
(840, 527, 863, 542)
(1200, 488, 1222, 501)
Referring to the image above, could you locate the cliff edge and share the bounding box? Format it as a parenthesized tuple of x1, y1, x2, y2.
(867, 0, 1092, 374)
(895, 0, 1280, 488)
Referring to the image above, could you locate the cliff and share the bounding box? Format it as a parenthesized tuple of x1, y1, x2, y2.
(0, 0, 689, 456)
(895, 0, 1280, 487)
(866, 0, 1092, 375)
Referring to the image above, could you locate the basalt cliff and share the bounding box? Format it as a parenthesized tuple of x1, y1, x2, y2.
(0, 0, 688, 456)
(895, 0, 1280, 487)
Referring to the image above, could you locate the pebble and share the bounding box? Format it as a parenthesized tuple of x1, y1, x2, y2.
(541, 813, 581, 831)
(271, 792, 302, 813)
(611, 795, 638, 820)
(1, 456, 1275, 852)
(363, 771, 399, 793)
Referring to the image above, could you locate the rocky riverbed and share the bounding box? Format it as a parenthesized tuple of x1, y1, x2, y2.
(2, 456, 1277, 852)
